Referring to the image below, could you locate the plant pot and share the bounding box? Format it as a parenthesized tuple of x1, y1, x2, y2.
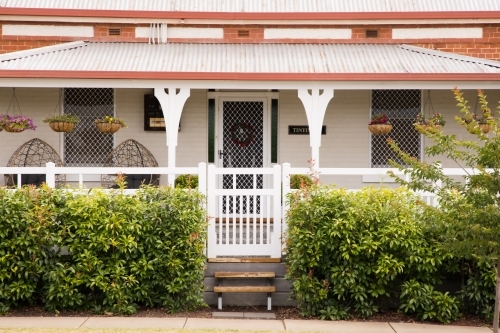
(479, 124, 490, 134)
(2, 124, 25, 133)
(49, 122, 75, 133)
(96, 122, 121, 134)
(368, 124, 392, 135)
(415, 124, 442, 132)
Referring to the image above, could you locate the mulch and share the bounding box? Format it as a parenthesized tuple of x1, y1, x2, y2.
(3, 305, 492, 327)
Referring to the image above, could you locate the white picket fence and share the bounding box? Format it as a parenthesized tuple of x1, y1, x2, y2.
(0, 162, 480, 258)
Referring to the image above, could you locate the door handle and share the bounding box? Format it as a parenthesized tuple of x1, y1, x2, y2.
(218, 150, 225, 159)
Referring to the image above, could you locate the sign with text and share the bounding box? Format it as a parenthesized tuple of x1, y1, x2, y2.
(288, 125, 326, 135)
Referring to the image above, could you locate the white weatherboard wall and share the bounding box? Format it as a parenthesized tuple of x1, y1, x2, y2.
(264, 28, 351, 39)
(392, 28, 482, 39)
(2, 25, 94, 37)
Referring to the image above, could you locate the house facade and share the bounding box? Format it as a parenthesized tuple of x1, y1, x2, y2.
(0, 1, 500, 260)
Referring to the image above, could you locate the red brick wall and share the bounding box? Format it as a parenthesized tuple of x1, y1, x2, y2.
(1, 22, 499, 61)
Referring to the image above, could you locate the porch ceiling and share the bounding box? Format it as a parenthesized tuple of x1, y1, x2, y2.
(1, 42, 500, 86)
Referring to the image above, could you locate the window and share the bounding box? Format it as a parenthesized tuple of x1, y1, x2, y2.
(63, 88, 114, 167)
(371, 90, 421, 168)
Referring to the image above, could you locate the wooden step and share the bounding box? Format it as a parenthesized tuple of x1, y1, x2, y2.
(208, 257, 281, 263)
(215, 272, 275, 278)
(214, 286, 275, 293)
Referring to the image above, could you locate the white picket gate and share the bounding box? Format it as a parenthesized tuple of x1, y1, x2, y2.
(206, 164, 282, 258)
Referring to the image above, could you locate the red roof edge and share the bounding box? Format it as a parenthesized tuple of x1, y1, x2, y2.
(2, 8, 500, 20)
(1, 71, 500, 81)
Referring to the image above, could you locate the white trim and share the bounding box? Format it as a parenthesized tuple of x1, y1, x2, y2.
(2, 79, 499, 90)
(137, 26, 224, 40)
(2, 15, 500, 25)
(393, 27, 482, 40)
(169, 27, 223, 39)
(2, 24, 93, 37)
(264, 28, 351, 39)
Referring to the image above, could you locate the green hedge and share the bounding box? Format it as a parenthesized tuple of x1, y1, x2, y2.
(0, 185, 207, 314)
(285, 186, 458, 323)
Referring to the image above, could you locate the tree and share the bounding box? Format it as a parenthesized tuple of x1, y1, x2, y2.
(388, 88, 500, 332)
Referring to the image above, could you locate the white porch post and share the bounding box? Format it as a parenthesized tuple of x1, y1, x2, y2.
(154, 87, 190, 186)
(298, 89, 334, 170)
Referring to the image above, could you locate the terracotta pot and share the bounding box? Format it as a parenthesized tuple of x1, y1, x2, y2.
(368, 124, 392, 135)
(2, 124, 25, 133)
(96, 122, 121, 134)
(479, 124, 490, 134)
(49, 122, 75, 133)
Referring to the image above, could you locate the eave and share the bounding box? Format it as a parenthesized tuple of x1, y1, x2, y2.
(2, 8, 500, 21)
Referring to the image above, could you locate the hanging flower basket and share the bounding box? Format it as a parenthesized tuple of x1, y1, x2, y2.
(0, 89, 36, 133)
(479, 124, 491, 134)
(414, 112, 445, 133)
(0, 115, 37, 133)
(368, 114, 392, 135)
(96, 122, 121, 134)
(2, 123, 25, 133)
(94, 116, 127, 134)
(43, 114, 79, 133)
(48, 122, 75, 133)
(368, 124, 393, 135)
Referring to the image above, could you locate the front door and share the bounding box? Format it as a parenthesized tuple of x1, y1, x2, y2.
(218, 99, 267, 189)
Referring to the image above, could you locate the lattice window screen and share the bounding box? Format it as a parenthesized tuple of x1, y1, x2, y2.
(371, 90, 421, 168)
(63, 88, 114, 167)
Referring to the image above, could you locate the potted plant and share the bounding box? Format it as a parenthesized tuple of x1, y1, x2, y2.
(368, 113, 392, 135)
(414, 112, 445, 132)
(0, 115, 37, 133)
(42, 114, 79, 133)
(94, 116, 127, 134)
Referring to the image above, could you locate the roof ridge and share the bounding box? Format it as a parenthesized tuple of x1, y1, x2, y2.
(400, 44, 500, 69)
(0, 41, 87, 62)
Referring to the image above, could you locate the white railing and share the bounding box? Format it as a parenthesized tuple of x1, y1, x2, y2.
(0, 162, 207, 197)
(206, 165, 282, 258)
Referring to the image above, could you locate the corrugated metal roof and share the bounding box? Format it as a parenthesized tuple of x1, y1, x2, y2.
(1, 42, 499, 75)
(1, 0, 500, 12)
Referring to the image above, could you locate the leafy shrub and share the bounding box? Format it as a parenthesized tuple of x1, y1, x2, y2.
(0, 186, 64, 313)
(400, 280, 460, 324)
(42, 185, 207, 314)
(290, 174, 313, 189)
(459, 260, 496, 320)
(175, 174, 199, 189)
(0, 184, 206, 314)
(285, 186, 452, 320)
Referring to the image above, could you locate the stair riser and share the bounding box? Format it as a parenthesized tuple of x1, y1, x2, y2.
(205, 263, 287, 277)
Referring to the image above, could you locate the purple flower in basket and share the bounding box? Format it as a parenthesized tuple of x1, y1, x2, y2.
(0, 114, 37, 132)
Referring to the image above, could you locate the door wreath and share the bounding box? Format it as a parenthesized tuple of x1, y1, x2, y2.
(230, 123, 255, 147)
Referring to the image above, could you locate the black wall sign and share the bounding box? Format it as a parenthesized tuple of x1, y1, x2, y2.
(144, 94, 165, 131)
(288, 125, 326, 135)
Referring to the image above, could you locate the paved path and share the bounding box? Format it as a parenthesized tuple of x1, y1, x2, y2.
(0, 317, 493, 332)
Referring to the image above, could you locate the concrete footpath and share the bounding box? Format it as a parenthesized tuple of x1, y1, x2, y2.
(0, 317, 493, 332)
